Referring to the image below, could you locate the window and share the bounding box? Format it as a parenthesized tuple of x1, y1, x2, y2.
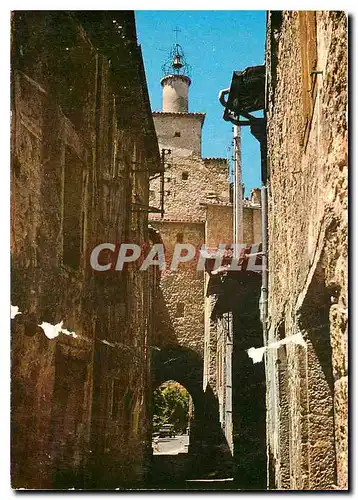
(63, 147, 83, 269)
(299, 11, 317, 144)
(167, 177, 171, 183)
(176, 232, 183, 243)
(174, 131, 181, 137)
(149, 189, 155, 200)
(206, 190, 217, 200)
(175, 302, 185, 318)
(166, 190, 171, 196)
(182, 171, 189, 180)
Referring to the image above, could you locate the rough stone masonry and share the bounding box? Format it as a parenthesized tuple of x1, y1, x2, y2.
(11, 11, 160, 489)
(265, 11, 348, 490)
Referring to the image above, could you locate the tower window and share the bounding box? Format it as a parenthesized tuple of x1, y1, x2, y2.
(149, 189, 155, 200)
(176, 233, 183, 243)
(166, 190, 171, 196)
(174, 131, 181, 137)
(175, 302, 185, 318)
(182, 172, 189, 180)
(167, 177, 171, 182)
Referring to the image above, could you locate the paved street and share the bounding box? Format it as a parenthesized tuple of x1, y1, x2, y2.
(153, 435, 189, 455)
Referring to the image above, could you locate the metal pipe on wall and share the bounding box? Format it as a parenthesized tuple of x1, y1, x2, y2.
(260, 184, 268, 345)
(225, 312, 233, 454)
(233, 125, 243, 257)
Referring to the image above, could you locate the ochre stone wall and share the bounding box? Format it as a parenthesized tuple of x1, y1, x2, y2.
(150, 69, 264, 487)
(265, 11, 348, 490)
(152, 112, 205, 157)
(205, 204, 233, 248)
(149, 107, 231, 363)
(243, 205, 262, 244)
(11, 11, 159, 489)
(151, 221, 205, 355)
(205, 202, 261, 247)
(150, 157, 230, 222)
(252, 206, 262, 243)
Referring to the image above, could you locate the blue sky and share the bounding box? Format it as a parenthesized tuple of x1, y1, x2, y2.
(135, 10, 266, 196)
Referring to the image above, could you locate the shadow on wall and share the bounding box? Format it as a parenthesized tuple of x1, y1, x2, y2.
(149, 226, 233, 487)
(295, 262, 338, 488)
(152, 287, 178, 348)
(299, 264, 335, 395)
(149, 224, 179, 349)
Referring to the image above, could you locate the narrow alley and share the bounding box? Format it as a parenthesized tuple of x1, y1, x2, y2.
(10, 10, 348, 491)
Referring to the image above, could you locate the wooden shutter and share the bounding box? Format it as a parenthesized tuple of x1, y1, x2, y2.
(299, 11, 318, 144)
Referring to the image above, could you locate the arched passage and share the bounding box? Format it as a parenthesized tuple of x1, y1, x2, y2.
(152, 346, 204, 415)
(152, 380, 191, 455)
(151, 345, 233, 484)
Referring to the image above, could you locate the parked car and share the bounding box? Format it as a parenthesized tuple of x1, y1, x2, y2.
(159, 424, 176, 438)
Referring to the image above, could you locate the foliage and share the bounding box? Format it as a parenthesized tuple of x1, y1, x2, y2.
(152, 381, 190, 433)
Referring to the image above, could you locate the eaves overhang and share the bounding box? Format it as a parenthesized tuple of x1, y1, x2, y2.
(221, 65, 265, 123)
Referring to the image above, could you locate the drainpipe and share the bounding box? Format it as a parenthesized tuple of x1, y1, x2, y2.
(225, 313, 233, 454)
(233, 125, 243, 256)
(260, 184, 268, 345)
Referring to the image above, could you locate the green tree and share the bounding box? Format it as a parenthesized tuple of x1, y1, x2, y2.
(152, 381, 190, 433)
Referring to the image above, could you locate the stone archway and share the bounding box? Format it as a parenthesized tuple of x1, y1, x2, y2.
(151, 345, 233, 484)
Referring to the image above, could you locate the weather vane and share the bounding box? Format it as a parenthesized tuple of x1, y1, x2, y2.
(173, 26, 181, 43)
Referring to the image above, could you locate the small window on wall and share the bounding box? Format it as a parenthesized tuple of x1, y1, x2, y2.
(176, 233, 183, 243)
(176, 302, 185, 318)
(166, 190, 171, 196)
(174, 131, 181, 137)
(182, 172, 189, 180)
(167, 177, 171, 183)
(63, 147, 83, 269)
(149, 189, 155, 200)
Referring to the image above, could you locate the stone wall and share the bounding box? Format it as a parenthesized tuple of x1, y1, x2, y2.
(205, 204, 233, 248)
(243, 205, 262, 244)
(151, 220, 205, 355)
(204, 202, 262, 247)
(149, 106, 231, 364)
(152, 112, 205, 157)
(265, 11, 348, 490)
(11, 11, 160, 489)
(150, 156, 230, 222)
(150, 67, 264, 486)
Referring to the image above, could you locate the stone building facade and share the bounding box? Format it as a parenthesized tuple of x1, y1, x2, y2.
(265, 11, 348, 490)
(11, 11, 160, 489)
(149, 76, 262, 357)
(149, 71, 231, 358)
